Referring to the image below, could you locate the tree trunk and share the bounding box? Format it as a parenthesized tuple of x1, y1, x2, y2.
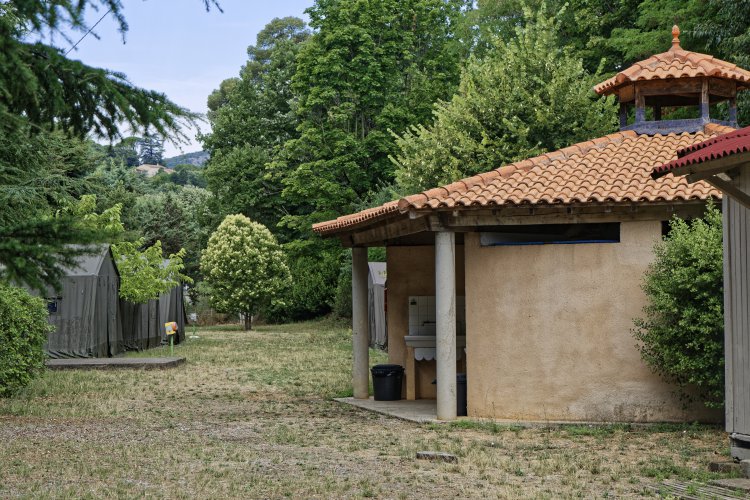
(244, 313, 252, 331)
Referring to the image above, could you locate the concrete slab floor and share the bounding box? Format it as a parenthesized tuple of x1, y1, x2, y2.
(334, 398, 438, 423)
(46, 357, 186, 370)
(335, 398, 729, 431)
(710, 478, 750, 493)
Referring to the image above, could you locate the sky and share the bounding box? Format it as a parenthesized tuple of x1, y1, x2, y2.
(57, 0, 313, 157)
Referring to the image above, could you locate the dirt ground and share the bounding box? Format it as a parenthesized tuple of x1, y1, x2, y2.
(0, 320, 742, 499)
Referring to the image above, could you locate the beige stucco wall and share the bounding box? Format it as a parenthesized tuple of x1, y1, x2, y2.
(386, 245, 465, 398)
(464, 220, 719, 422)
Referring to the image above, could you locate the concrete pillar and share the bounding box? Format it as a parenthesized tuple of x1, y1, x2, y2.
(352, 247, 370, 399)
(435, 231, 457, 420)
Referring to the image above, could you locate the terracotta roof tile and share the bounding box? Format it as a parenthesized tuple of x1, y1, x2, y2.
(313, 127, 725, 236)
(594, 26, 750, 96)
(653, 125, 750, 178)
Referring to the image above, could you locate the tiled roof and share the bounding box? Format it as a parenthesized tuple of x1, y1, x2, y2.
(653, 126, 750, 178)
(313, 126, 728, 236)
(594, 26, 750, 96)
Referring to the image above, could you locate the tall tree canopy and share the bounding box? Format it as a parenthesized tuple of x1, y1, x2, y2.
(0, 0, 217, 290)
(202, 17, 310, 235)
(278, 0, 470, 233)
(137, 134, 165, 165)
(393, 5, 618, 193)
(201, 4, 472, 321)
(0, 126, 119, 290)
(0, 1, 214, 140)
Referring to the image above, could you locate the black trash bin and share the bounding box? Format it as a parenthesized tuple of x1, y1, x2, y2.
(432, 373, 468, 416)
(457, 373, 467, 416)
(371, 364, 404, 401)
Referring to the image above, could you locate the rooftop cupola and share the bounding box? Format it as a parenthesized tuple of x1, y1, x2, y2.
(594, 25, 750, 134)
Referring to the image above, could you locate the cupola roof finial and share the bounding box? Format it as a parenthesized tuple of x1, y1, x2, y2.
(671, 25, 681, 50)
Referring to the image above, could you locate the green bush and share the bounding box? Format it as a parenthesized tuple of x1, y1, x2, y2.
(633, 203, 724, 408)
(262, 242, 342, 323)
(0, 283, 51, 397)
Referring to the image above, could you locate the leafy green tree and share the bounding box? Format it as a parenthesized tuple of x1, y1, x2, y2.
(202, 17, 310, 234)
(58, 194, 124, 234)
(125, 186, 216, 292)
(279, 0, 469, 232)
(93, 137, 142, 168)
(606, 0, 703, 62)
(65, 194, 193, 304)
(265, 1, 470, 321)
(113, 239, 192, 303)
(0, 283, 50, 397)
(263, 241, 343, 323)
(456, 0, 641, 76)
(634, 204, 724, 408)
(151, 164, 206, 188)
(393, 5, 618, 193)
(201, 214, 290, 330)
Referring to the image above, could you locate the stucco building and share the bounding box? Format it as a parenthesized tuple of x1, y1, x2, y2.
(314, 27, 750, 422)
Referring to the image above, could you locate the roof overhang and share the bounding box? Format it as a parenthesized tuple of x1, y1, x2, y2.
(654, 152, 750, 210)
(653, 126, 750, 209)
(331, 201, 713, 247)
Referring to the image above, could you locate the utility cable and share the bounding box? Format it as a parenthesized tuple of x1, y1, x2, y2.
(65, 8, 113, 55)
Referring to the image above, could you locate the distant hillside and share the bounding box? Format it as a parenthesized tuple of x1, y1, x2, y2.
(163, 150, 209, 167)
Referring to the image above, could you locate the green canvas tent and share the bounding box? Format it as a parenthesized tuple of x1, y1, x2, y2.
(44, 246, 124, 358)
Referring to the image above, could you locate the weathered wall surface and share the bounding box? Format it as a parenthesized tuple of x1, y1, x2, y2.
(724, 163, 750, 439)
(386, 245, 464, 398)
(464, 221, 719, 422)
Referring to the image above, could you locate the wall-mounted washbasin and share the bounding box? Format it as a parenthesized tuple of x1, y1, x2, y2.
(404, 335, 466, 348)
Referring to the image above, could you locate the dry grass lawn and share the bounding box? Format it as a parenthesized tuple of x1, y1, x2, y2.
(0, 319, 743, 498)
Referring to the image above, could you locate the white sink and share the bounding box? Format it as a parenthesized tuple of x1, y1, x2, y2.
(404, 335, 466, 348)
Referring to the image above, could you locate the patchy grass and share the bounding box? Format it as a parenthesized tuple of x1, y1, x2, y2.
(0, 318, 741, 498)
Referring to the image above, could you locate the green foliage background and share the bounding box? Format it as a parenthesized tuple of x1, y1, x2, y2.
(393, 5, 618, 192)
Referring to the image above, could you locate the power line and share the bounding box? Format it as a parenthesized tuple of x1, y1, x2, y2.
(65, 8, 113, 56)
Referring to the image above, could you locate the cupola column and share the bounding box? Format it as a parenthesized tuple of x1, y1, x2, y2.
(701, 79, 710, 122)
(635, 86, 645, 123)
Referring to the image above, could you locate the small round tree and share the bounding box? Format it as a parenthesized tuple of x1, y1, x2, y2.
(633, 203, 724, 408)
(201, 214, 290, 330)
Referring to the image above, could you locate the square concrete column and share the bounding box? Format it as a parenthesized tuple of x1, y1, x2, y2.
(352, 247, 370, 399)
(435, 231, 457, 420)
